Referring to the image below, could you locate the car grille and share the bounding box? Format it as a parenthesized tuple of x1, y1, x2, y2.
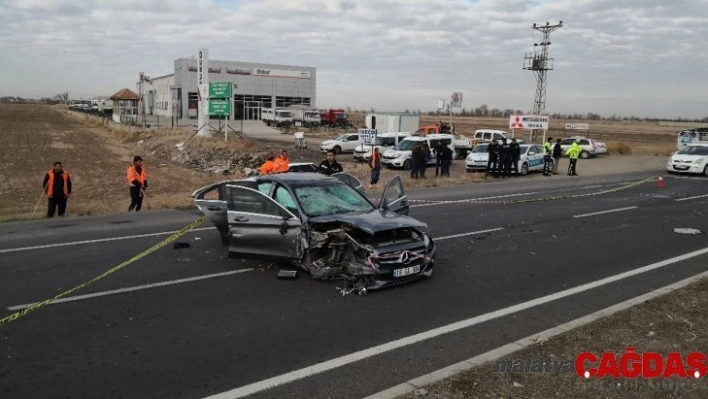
(376, 247, 428, 267)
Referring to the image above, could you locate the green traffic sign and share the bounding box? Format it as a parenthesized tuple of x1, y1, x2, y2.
(208, 99, 231, 116)
(209, 82, 231, 98)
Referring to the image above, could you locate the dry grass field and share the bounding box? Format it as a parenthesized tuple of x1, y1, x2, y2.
(0, 104, 679, 221)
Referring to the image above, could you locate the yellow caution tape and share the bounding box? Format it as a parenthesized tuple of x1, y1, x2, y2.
(0, 216, 206, 327)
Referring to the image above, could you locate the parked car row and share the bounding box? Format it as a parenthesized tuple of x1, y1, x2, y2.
(559, 136, 607, 159)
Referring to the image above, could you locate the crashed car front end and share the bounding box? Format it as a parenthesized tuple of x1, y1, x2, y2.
(298, 216, 436, 295)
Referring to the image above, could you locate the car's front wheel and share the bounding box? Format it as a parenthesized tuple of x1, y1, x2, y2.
(403, 159, 411, 170)
(333, 146, 341, 155)
(520, 162, 529, 175)
(703, 165, 708, 176)
(580, 150, 590, 159)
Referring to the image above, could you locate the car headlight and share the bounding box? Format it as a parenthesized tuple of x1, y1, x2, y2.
(395, 152, 402, 157)
(695, 158, 705, 164)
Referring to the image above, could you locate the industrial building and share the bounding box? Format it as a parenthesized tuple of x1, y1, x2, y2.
(137, 57, 316, 121)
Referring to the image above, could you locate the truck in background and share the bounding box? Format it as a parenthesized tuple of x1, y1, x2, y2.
(288, 105, 321, 128)
(262, 108, 293, 127)
(365, 112, 420, 133)
(320, 109, 350, 128)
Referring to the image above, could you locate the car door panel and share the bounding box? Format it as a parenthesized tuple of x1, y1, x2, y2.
(225, 184, 301, 261)
(193, 180, 257, 244)
(379, 175, 409, 215)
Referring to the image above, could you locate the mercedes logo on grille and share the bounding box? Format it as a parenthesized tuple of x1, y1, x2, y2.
(398, 250, 412, 264)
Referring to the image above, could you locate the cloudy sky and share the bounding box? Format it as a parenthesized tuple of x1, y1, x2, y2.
(2, 0, 707, 119)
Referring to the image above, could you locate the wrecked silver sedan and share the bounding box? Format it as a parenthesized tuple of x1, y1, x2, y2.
(192, 173, 435, 293)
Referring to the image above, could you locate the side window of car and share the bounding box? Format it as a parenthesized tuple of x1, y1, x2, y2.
(580, 140, 589, 145)
(483, 133, 491, 140)
(349, 135, 359, 141)
(227, 187, 280, 216)
(258, 182, 272, 196)
(273, 185, 299, 217)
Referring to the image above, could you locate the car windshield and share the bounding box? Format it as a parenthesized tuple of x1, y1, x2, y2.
(334, 134, 348, 141)
(396, 140, 418, 150)
(677, 146, 708, 156)
(376, 137, 396, 146)
(294, 182, 373, 217)
(472, 144, 488, 153)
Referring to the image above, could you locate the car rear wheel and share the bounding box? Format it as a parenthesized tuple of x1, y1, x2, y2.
(403, 159, 411, 170)
(520, 162, 529, 175)
(580, 150, 590, 159)
(333, 146, 341, 155)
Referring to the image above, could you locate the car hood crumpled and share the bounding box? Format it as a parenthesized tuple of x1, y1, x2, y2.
(309, 210, 427, 235)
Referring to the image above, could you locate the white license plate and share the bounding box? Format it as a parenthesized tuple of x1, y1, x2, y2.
(393, 265, 421, 278)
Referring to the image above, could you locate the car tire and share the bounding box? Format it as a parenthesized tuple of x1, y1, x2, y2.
(580, 150, 590, 159)
(704, 165, 708, 176)
(333, 146, 341, 155)
(520, 162, 529, 176)
(403, 159, 411, 170)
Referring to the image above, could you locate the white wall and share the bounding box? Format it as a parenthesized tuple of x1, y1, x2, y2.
(136, 74, 175, 117)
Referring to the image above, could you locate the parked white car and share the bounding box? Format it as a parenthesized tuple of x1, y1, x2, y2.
(320, 133, 362, 154)
(559, 137, 607, 159)
(465, 143, 551, 175)
(666, 143, 708, 175)
(353, 132, 412, 161)
(382, 135, 455, 170)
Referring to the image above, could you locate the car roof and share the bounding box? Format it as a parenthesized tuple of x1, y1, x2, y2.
(376, 131, 412, 137)
(289, 162, 316, 167)
(684, 143, 708, 147)
(404, 134, 454, 141)
(475, 129, 508, 134)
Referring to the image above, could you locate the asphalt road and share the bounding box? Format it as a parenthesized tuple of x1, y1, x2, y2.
(1, 171, 708, 398)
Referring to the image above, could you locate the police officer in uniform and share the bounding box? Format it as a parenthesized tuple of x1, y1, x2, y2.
(543, 137, 554, 176)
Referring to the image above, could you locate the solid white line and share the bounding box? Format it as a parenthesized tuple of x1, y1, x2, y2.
(675, 193, 708, 202)
(434, 228, 504, 241)
(572, 206, 638, 219)
(0, 227, 215, 254)
(204, 245, 708, 399)
(6, 269, 253, 311)
(410, 192, 539, 208)
(365, 270, 708, 399)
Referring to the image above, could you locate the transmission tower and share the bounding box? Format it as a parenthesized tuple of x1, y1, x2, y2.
(523, 21, 563, 116)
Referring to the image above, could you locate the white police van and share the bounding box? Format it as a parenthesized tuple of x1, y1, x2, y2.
(382, 135, 455, 170)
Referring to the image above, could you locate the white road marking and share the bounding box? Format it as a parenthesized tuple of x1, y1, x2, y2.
(6, 269, 254, 311)
(205, 246, 708, 399)
(434, 228, 504, 241)
(572, 206, 638, 219)
(411, 192, 539, 208)
(0, 227, 215, 254)
(675, 193, 708, 202)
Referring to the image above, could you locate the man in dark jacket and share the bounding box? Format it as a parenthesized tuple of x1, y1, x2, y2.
(552, 138, 562, 175)
(319, 150, 344, 176)
(487, 139, 500, 176)
(510, 138, 521, 175)
(438, 142, 453, 177)
(499, 138, 512, 178)
(43, 161, 72, 217)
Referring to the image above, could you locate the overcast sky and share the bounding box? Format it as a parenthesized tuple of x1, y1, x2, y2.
(2, 0, 707, 119)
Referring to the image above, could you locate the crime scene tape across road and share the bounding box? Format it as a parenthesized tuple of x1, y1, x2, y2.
(0, 217, 207, 327)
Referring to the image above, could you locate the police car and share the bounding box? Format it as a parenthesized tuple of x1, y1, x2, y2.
(465, 143, 551, 175)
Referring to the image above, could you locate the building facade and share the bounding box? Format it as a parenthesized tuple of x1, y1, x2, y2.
(137, 58, 316, 121)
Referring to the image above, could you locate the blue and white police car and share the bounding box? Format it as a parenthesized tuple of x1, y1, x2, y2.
(465, 143, 551, 175)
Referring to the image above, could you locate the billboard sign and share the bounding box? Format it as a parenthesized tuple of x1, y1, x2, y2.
(253, 68, 311, 79)
(359, 129, 377, 145)
(451, 92, 463, 108)
(208, 99, 230, 116)
(509, 115, 550, 129)
(565, 123, 590, 130)
(209, 82, 231, 98)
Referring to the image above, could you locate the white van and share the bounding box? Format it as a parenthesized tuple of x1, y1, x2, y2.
(353, 132, 412, 161)
(382, 134, 455, 169)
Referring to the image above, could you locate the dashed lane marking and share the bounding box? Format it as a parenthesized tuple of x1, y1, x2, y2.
(573, 206, 639, 219)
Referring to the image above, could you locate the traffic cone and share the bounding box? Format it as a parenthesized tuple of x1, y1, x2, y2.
(656, 176, 665, 188)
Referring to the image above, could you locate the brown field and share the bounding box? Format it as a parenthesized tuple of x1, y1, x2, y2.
(0, 104, 679, 221)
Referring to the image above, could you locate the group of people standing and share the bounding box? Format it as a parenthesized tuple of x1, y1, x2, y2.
(542, 137, 581, 177)
(486, 138, 521, 177)
(410, 141, 453, 179)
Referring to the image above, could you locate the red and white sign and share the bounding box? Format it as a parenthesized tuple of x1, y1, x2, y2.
(509, 115, 549, 129)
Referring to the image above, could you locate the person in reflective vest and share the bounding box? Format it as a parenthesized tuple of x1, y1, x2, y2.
(565, 140, 581, 176)
(260, 155, 276, 175)
(126, 156, 148, 211)
(543, 137, 554, 176)
(273, 149, 290, 173)
(43, 161, 72, 217)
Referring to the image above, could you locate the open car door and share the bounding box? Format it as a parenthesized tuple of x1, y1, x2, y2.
(379, 175, 409, 216)
(192, 179, 257, 245)
(225, 184, 302, 262)
(332, 172, 365, 196)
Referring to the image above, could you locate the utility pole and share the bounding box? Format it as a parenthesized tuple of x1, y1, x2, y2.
(523, 21, 562, 141)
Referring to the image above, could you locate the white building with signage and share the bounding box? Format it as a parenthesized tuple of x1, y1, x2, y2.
(136, 57, 316, 121)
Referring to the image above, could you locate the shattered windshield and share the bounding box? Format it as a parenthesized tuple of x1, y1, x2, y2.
(294, 182, 373, 217)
